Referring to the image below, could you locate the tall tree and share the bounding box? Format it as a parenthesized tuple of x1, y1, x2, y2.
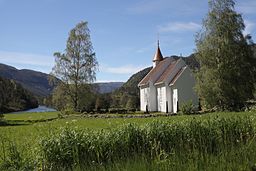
(195, 0, 256, 111)
(51, 21, 98, 111)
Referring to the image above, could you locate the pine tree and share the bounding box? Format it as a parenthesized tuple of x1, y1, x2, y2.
(195, 0, 255, 111)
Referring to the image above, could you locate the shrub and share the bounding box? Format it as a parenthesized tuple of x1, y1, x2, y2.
(245, 101, 256, 112)
(180, 100, 195, 115)
(61, 107, 79, 115)
(0, 113, 4, 120)
(108, 108, 128, 114)
(128, 108, 136, 113)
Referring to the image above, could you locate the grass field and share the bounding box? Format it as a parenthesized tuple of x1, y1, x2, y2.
(1, 111, 256, 170)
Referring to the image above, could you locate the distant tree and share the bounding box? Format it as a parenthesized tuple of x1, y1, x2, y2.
(195, 0, 256, 111)
(51, 21, 98, 111)
(126, 96, 138, 109)
(77, 84, 97, 112)
(95, 94, 111, 111)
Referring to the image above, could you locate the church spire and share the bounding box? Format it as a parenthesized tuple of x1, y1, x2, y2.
(153, 39, 163, 67)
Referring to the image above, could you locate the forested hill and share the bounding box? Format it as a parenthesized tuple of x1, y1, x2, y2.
(94, 82, 124, 94)
(110, 54, 199, 109)
(111, 67, 152, 108)
(0, 76, 38, 113)
(0, 63, 55, 97)
(171, 54, 200, 70)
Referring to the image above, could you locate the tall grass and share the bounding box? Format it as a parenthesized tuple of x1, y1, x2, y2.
(39, 115, 255, 170)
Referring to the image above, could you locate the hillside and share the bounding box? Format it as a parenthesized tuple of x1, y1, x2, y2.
(171, 54, 200, 70)
(111, 67, 152, 108)
(94, 82, 124, 94)
(0, 63, 124, 98)
(111, 54, 199, 109)
(0, 76, 38, 113)
(0, 63, 55, 97)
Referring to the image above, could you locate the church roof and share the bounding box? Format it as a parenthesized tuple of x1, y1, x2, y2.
(138, 58, 188, 87)
(155, 59, 179, 84)
(169, 66, 187, 86)
(138, 58, 169, 86)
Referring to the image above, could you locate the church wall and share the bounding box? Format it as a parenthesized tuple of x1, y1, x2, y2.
(140, 86, 149, 111)
(172, 67, 199, 109)
(166, 85, 173, 113)
(149, 82, 157, 111)
(156, 84, 166, 112)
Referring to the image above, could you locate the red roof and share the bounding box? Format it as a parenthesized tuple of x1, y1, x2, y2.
(138, 58, 169, 86)
(155, 60, 179, 84)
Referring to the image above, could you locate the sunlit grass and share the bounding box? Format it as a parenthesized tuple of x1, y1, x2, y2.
(4, 111, 59, 121)
(1, 111, 256, 170)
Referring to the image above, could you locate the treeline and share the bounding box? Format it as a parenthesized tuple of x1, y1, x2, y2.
(43, 67, 152, 112)
(0, 77, 38, 113)
(110, 67, 152, 109)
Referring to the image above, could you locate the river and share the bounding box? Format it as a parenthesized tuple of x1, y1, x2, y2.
(9, 105, 56, 114)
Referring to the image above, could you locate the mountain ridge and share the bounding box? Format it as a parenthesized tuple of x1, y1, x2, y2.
(0, 63, 124, 97)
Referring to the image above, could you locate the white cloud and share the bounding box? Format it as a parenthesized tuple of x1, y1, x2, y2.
(0, 51, 54, 67)
(0, 51, 54, 73)
(244, 20, 255, 35)
(158, 22, 201, 33)
(100, 64, 149, 74)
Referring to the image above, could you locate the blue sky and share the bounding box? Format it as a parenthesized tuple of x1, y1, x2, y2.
(0, 0, 255, 82)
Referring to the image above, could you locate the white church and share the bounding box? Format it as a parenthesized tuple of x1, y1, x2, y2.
(138, 42, 198, 113)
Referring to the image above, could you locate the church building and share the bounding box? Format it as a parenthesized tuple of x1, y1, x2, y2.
(138, 42, 198, 113)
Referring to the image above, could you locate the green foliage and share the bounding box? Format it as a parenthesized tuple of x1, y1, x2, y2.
(0, 142, 35, 171)
(0, 113, 4, 120)
(51, 83, 96, 112)
(2, 111, 256, 170)
(60, 107, 76, 116)
(111, 67, 152, 109)
(195, 0, 256, 111)
(51, 21, 98, 111)
(39, 116, 254, 170)
(179, 100, 195, 115)
(95, 94, 111, 111)
(0, 77, 38, 113)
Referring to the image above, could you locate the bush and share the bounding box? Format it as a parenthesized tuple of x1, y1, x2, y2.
(245, 101, 256, 112)
(0, 113, 4, 120)
(61, 107, 78, 115)
(128, 108, 136, 113)
(109, 108, 128, 114)
(180, 100, 195, 115)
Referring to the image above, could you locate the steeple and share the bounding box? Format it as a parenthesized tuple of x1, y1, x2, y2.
(153, 40, 163, 68)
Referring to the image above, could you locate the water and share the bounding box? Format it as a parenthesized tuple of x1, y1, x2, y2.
(10, 105, 56, 114)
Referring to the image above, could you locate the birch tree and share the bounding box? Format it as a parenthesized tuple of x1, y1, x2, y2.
(51, 21, 98, 111)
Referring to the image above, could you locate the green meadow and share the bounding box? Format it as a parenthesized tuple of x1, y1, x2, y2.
(1, 111, 256, 170)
